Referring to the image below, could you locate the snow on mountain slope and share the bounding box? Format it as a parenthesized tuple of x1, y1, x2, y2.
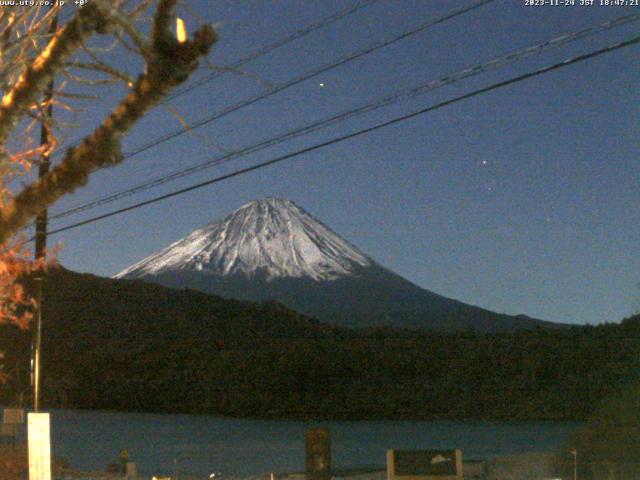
(115, 198, 371, 281)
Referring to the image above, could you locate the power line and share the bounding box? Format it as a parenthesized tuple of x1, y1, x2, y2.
(166, 0, 382, 102)
(55, 0, 381, 153)
(45, 33, 640, 238)
(49, 11, 640, 221)
(110, 0, 496, 161)
(46, 0, 497, 219)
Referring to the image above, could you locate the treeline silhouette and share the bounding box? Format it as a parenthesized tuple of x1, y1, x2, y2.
(1, 267, 638, 421)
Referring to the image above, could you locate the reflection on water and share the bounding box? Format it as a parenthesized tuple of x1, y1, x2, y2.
(49, 409, 581, 477)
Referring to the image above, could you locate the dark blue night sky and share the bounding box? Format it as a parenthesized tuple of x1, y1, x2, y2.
(46, 0, 640, 325)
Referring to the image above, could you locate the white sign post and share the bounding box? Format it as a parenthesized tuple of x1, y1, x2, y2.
(28, 413, 52, 480)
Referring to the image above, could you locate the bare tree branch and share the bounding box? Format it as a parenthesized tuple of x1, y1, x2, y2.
(0, 0, 216, 244)
(0, 2, 116, 147)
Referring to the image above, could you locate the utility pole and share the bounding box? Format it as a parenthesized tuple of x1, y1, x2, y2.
(32, 7, 58, 413)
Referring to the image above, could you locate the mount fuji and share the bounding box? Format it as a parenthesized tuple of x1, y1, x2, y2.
(116, 198, 558, 332)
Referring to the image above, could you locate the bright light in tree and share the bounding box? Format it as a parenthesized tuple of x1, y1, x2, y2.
(176, 18, 187, 43)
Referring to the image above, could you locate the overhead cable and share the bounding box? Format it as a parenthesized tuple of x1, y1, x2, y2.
(114, 0, 497, 161)
(166, 0, 382, 102)
(49, 11, 640, 221)
(55, 0, 382, 153)
(45, 33, 640, 237)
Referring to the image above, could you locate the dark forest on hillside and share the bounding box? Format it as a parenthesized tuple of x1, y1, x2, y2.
(1, 268, 638, 421)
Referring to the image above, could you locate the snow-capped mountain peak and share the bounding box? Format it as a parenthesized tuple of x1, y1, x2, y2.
(115, 198, 371, 281)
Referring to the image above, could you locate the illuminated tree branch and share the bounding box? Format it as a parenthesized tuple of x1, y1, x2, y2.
(0, 3, 115, 147)
(0, 0, 217, 245)
(0, 1, 216, 329)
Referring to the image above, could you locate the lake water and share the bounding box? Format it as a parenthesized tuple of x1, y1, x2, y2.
(47, 409, 581, 477)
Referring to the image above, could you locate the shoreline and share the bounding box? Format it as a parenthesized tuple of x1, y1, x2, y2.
(2, 409, 578, 479)
(52, 453, 560, 480)
(1, 444, 561, 480)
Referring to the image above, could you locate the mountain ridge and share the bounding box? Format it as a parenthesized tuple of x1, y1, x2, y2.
(3, 265, 627, 421)
(117, 198, 561, 332)
(116, 198, 371, 281)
